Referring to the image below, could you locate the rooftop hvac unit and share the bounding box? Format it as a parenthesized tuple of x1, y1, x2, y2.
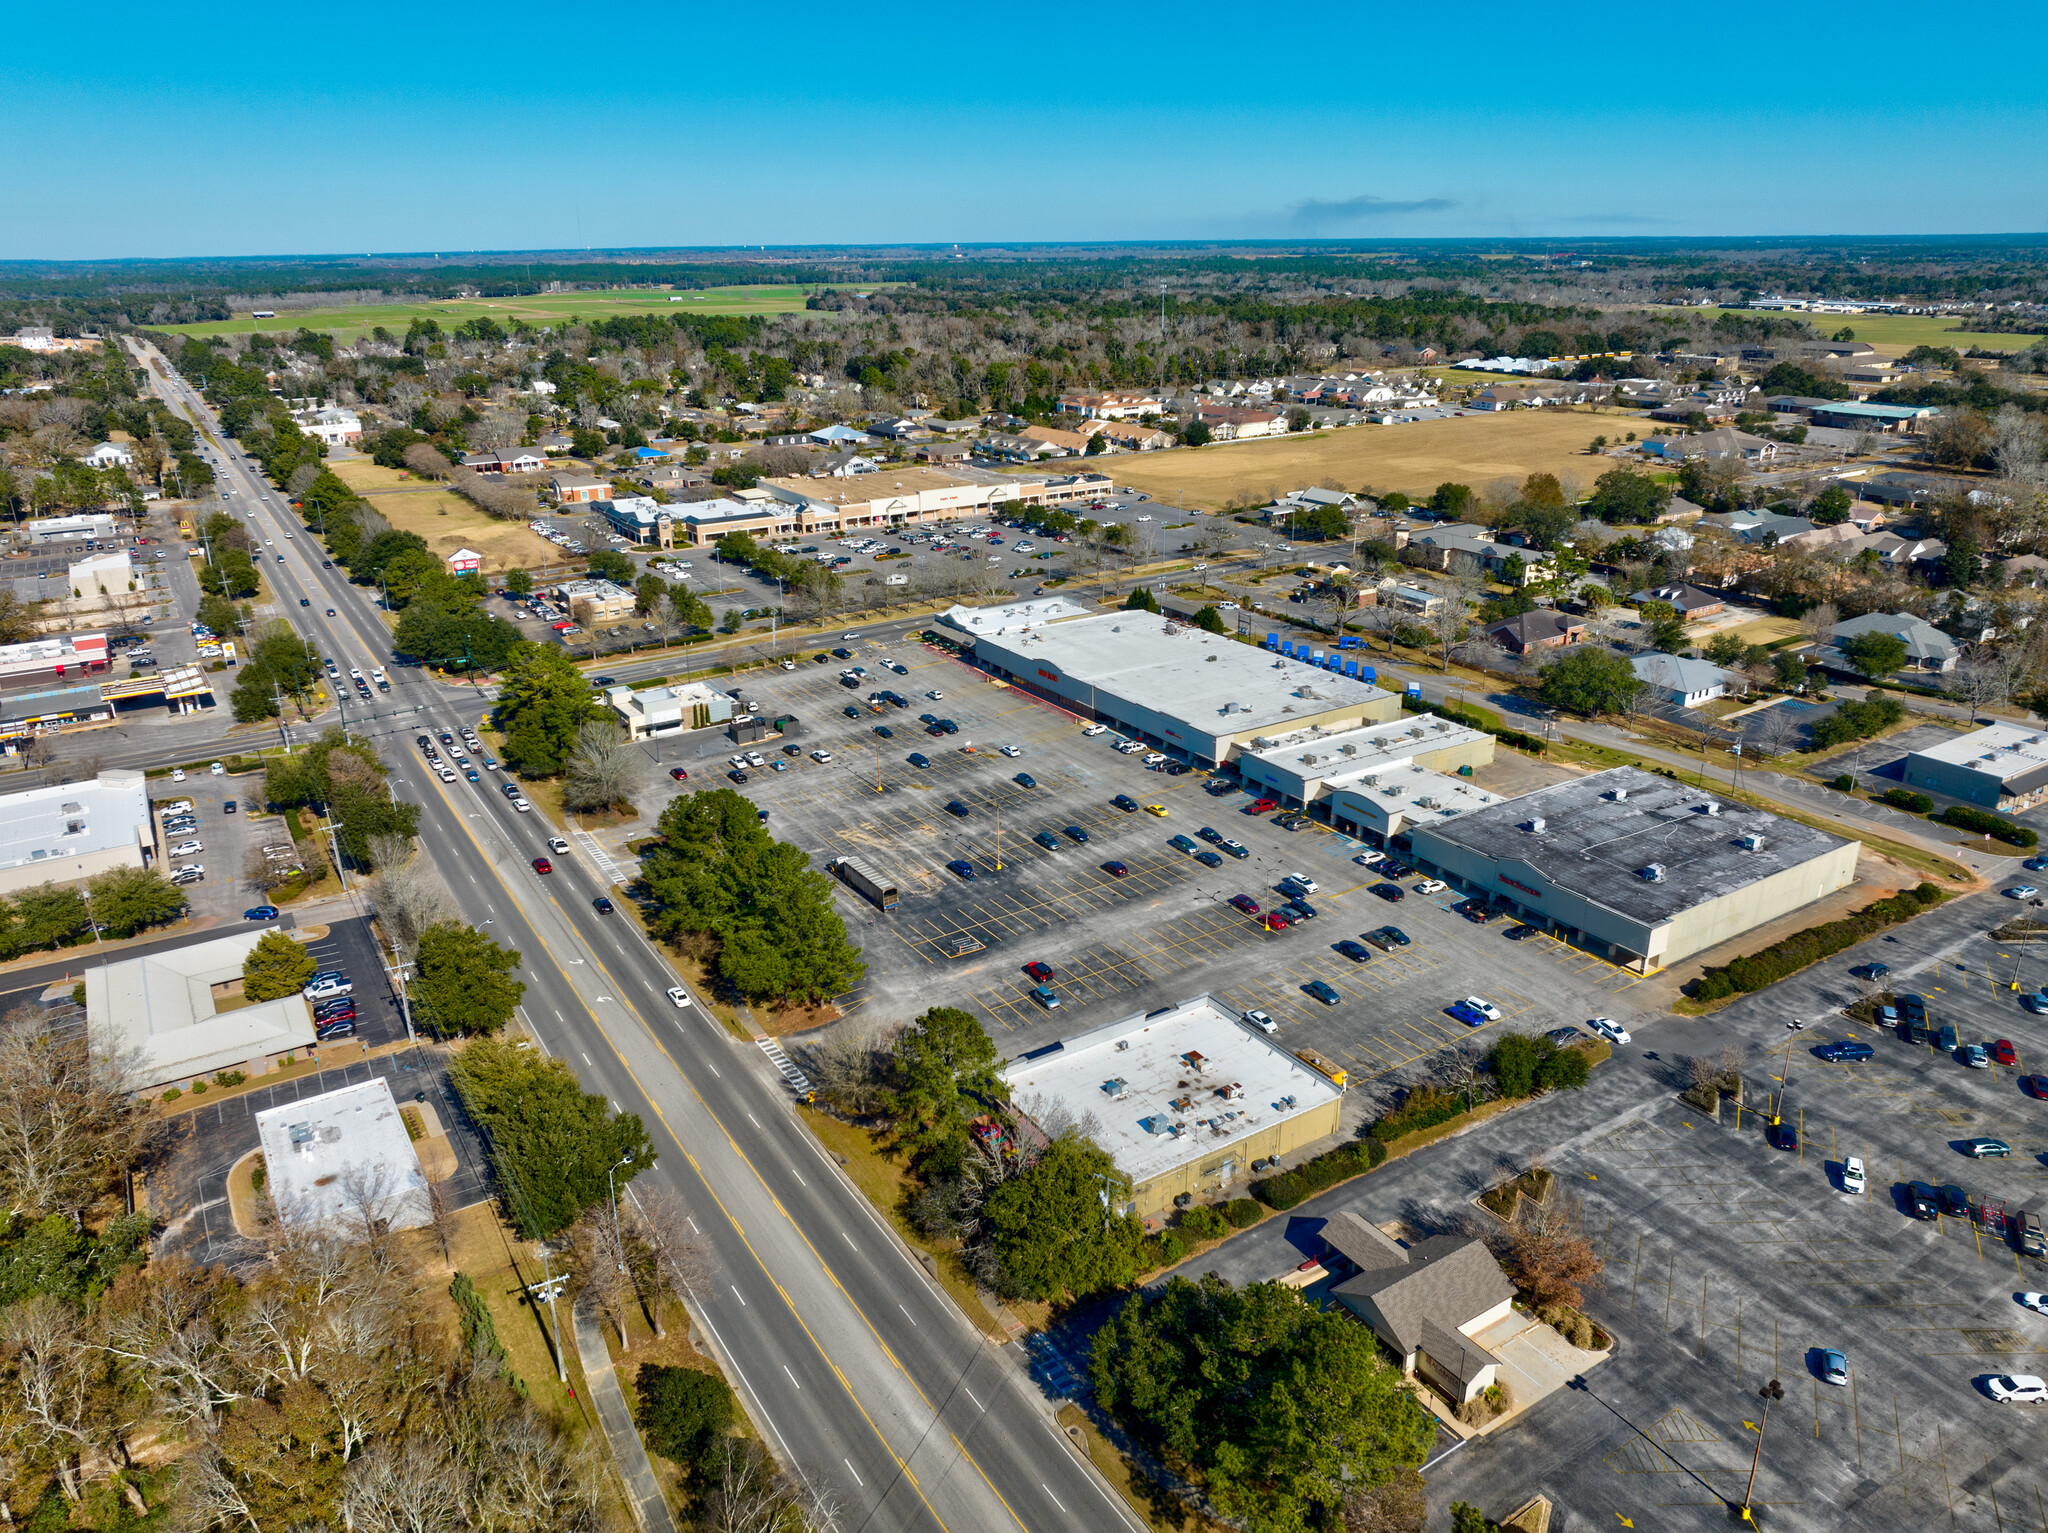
(1526, 816, 1546, 833)
(1301, 753, 1318, 765)
(1182, 1050, 1209, 1074)
(1608, 786, 1628, 801)
(1638, 863, 1666, 882)
(1432, 720, 1450, 731)
(1115, 1040, 1130, 1052)
(1702, 801, 1721, 816)
(1363, 774, 1379, 786)
(1102, 1077, 1130, 1099)
(1741, 832, 1767, 852)
(1340, 743, 1358, 756)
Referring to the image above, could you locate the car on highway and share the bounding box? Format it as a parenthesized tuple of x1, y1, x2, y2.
(1818, 1039, 1876, 1062)
(1305, 979, 1341, 1006)
(243, 905, 279, 921)
(1335, 940, 1371, 963)
(590, 896, 615, 915)
(1103, 861, 1129, 877)
(1371, 882, 1406, 902)
(947, 859, 977, 881)
(665, 986, 693, 1008)
(1229, 894, 1261, 914)
(1588, 1016, 1632, 1045)
(1986, 1375, 2048, 1404)
(1063, 825, 1090, 843)
(1242, 1009, 1277, 1034)
(1820, 1350, 1849, 1387)
(1962, 1137, 2013, 1158)
(300, 597, 310, 607)
(1993, 1039, 2019, 1065)
(532, 857, 553, 874)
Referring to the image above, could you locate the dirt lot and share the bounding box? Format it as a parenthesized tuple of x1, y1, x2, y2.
(324, 457, 564, 579)
(1113, 408, 1633, 509)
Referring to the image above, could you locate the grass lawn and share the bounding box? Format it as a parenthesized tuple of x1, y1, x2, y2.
(1677, 308, 2039, 358)
(1055, 1404, 1230, 1533)
(323, 457, 573, 579)
(602, 1297, 734, 1521)
(1722, 614, 1803, 646)
(795, 1106, 1005, 1340)
(148, 285, 833, 345)
(1113, 409, 1625, 510)
(439, 1201, 598, 1429)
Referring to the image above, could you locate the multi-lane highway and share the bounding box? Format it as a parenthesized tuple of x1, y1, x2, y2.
(128, 338, 1139, 1533)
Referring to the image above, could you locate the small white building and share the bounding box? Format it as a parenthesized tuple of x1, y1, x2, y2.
(291, 407, 363, 447)
(604, 681, 734, 739)
(256, 1079, 429, 1232)
(68, 550, 133, 599)
(86, 442, 135, 469)
(1630, 653, 1747, 708)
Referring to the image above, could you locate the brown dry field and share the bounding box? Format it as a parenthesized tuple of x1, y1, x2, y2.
(325, 458, 578, 578)
(1112, 407, 1630, 510)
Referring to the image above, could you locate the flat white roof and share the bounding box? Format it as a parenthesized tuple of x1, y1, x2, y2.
(940, 598, 1092, 634)
(256, 1079, 428, 1232)
(1328, 763, 1504, 826)
(1003, 995, 1345, 1188)
(977, 611, 1392, 738)
(1244, 716, 1489, 794)
(0, 768, 148, 875)
(1909, 722, 2048, 782)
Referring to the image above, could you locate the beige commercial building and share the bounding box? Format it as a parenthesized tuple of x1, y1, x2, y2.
(968, 609, 1399, 768)
(1003, 995, 1346, 1222)
(86, 930, 318, 1093)
(0, 768, 154, 898)
(1237, 716, 1499, 844)
(1407, 766, 1858, 973)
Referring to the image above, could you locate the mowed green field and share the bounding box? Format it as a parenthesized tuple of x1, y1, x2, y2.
(149, 284, 823, 342)
(1682, 307, 2040, 357)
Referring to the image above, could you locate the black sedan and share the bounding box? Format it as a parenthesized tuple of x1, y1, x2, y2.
(1371, 882, 1406, 903)
(1335, 940, 1372, 963)
(874, 725, 894, 738)
(946, 800, 971, 817)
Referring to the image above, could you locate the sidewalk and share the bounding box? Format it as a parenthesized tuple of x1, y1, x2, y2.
(572, 1295, 676, 1533)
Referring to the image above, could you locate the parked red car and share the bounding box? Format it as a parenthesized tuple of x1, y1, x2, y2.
(1993, 1038, 2019, 1066)
(1247, 798, 1279, 815)
(1229, 894, 1261, 915)
(669, 767, 689, 780)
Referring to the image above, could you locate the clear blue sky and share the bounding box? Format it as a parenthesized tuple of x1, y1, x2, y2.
(5, 0, 2044, 260)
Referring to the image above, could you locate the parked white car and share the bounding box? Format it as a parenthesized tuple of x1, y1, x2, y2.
(1463, 996, 1502, 1021)
(1353, 850, 1385, 867)
(1842, 1156, 1866, 1195)
(1082, 723, 1107, 736)
(1588, 1016, 1632, 1046)
(1986, 1375, 2048, 1404)
(170, 768, 186, 782)
(1416, 878, 1447, 895)
(168, 840, 203, 857)
(1284, 873, 1319, 894)
(1242, 1008, 1278, 1035)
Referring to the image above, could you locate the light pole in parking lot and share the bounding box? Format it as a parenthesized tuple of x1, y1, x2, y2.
(1739, 1377, 1785, 1518)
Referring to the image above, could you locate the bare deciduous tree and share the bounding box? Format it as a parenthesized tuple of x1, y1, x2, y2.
(562, 720, 635, 815)
(1504, 1194, 1602, 1312)
(365, 836, 450, 981)
(571, 1211, 632, 1351)
(626, 1185, 705, 1341)
(697, 1439, 841, 1533)
(0, 1009, 153, 1220)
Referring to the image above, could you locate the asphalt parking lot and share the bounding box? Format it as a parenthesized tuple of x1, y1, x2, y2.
(149, 769, 290, 918)
(661, 639, 1660, 1093)
(1400, 889, 2048, 1532)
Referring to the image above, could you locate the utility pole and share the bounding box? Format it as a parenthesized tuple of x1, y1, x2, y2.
(273, 678, 293, 754)
(320, 814, 349, 893)
(531, 1264, 570, 1384)
(1739, 1378, 1785, 1518)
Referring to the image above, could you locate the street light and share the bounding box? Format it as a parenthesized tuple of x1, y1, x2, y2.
(607, 1152, 635, 1273)
(1739, 1377, 1786, 1518)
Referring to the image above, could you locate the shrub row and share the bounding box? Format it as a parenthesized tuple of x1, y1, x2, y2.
(1254, 1136, 1387, 1211)
(1938, 805, 2038, 847)
(1369, 1084, 1472, 1143)
(1693, 883, 1949, 1000)
(1880, 788, 1934, 813)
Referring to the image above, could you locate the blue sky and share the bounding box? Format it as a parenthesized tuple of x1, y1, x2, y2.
(5, 0, 2044, 259)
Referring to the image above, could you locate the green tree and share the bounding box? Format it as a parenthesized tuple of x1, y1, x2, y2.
(1585, 468, 1671, 525)
(504, 566, 534, 596)
(448, 1036, 653, 1239)
(571, 427, 608, 458)
(1841, 629, 1908, 680)
(1123, 586, 1161, 613)
(262, 729, 420, 870)
(635, 1365, 738, 1480)
(1192, 605, 1229, 634)
(494, 645, 606, 776)
(1302, 505, 1350, 540)
(587, 548, 635, 585)
(1429, 482, 1473, 517)
(1539, 646, 1641, 716)
(1639, 599, 1690, 654)
(985, 1135, 1145, 1300)
(1179, 422, 1213, 447)
(1705, 631, 1749, 667)
(1773, 648, 1810, 689)
(1487, 1032, 1592, 1099)
(892, 1006, 1003, 1156)
(83, 865, 188, 939)
(1807, 485, 1852, 526)
(242, 929, 317, 1001)
(1945, 535, 1981, 589)
(413, 922, 526, 1037)
(634, 573, 668, 616)
(1090, 1275, 1434, 1533)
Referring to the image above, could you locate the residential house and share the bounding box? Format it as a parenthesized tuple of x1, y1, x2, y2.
(1840, 359, 1907, 386)
(1999, 554, 2048, 587)
(1019, 425, 1093, 456)
(1648, 398, 1737, 425)
(1056, 391, 1161, 420)
(1085, 420, 1175, 451)
(632, 463, 709, 494)
(914, 441, 972, 465)
(1192, 405, 1287, 440)
(806, 424, 874, 448)
(866, 417, 931, 441)
(1857, 470, 1965, 506)
(1484, 610, 1586, 654)
(1323, 1213, 1516, 1407)
(1853, 531, 1946, 573)
(816, 451, 880, 478)
(1370, 581, 1446, 615)
(1640, 428, 1779, 464)
(460, 448, 547, 474)
(548, 474, 611, 505)
(1629, 583, 1726, 620)
(1631, 653, 1747, 708)
(1466, 384, 1543, 411)
(1405, 525, 1549, 586)
(537, 432, 575, 455)
(1826, 612, 1959, 673)
(1700, 509, 1815, 544)
(85, 441, 134, 469)
(978, 433, 1069, 463)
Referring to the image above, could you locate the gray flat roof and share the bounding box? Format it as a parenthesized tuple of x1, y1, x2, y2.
(1412, 766, 1853, 925)
(0, 768, 148, 873)
(977, 611, 1391, 737)
(1905, 722, 2048, 783)
(256, 1079, 429, 1232)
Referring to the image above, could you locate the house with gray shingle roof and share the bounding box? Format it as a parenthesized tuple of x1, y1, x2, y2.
(1323, 1214, 1515, 1404)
